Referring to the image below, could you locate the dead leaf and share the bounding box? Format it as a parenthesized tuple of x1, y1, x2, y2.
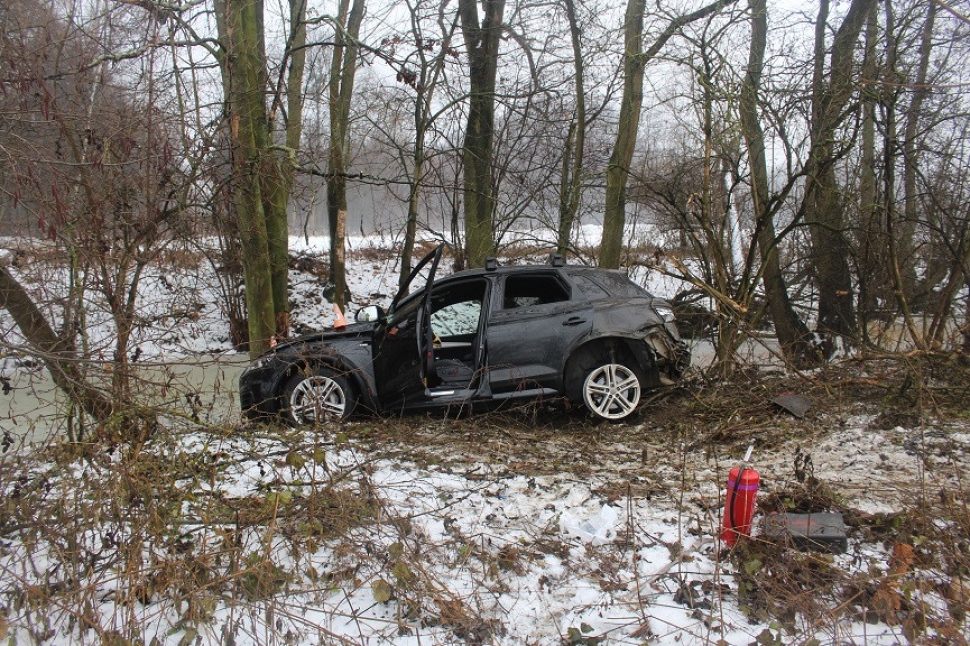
(945, 579, 969, 603)
(435, 597, 468, 624)
(890, 542, 915, 575)
(872, 581, 902, 623)
(392, 561, 413, 587)
(285, 450, 305, 469)
(372, 579, 392, 603)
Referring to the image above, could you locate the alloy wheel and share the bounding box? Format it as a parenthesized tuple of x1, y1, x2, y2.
(289, 375, 346, 424)
(582, 363, 641, 420)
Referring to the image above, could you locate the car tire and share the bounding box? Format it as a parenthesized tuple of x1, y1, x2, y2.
(282, 366, 357, 426)
(581, 361, 642, 421)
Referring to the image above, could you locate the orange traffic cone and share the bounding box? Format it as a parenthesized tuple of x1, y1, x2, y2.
(333, 303, 348, 329)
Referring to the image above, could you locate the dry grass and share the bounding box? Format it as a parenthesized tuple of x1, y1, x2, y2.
(0, 422, 381, 643)
(1, 355, 969, 644)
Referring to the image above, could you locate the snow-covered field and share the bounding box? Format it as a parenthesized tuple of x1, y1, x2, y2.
(0, 235, 967, 645)
(4, 406, 964, 645)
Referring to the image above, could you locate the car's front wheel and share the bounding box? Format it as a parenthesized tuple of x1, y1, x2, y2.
(581, 362, 642, 421)
(282, 366, 356, 426)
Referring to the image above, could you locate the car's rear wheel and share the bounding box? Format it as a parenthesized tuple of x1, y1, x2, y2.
(282, 366, 356, 426)
(582, 362, 642, 421)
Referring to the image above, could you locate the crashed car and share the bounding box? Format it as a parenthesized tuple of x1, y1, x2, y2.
(239, 246, 689, 424)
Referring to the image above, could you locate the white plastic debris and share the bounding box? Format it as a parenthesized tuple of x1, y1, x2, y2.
(561, 504, 618, 545)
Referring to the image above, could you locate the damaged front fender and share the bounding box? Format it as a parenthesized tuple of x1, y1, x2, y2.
(641, 325, 690, 385)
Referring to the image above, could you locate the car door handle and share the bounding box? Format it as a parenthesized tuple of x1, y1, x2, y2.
(562, 316, 586, 327)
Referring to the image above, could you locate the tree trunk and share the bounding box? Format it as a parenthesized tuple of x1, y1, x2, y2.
(557, 0, 586, 257)
(803, 0, 876, 348)
(399, 5, 457, 289)
(326, 0, 365, 311)
(900, 0, 937, 305)
(740, 0, 816, 366)
(697, 45, 742, 372)
(600, 0, 645, 269)
(217, 0, 277, 358)
(400, 153, 424, 291)
(263, 0, 308, 337)
(599, 0, 737, 269)
(882, 0, 925, 351)
(857, 0, 879, 342)
(458, 0, 505, 268)
(0, 262, 113, 422)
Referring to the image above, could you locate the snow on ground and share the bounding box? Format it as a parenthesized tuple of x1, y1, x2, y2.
(6, 411, 957, 646)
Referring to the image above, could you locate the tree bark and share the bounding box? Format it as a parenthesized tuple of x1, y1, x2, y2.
(326, 0, 365, 311)
(557, 0, 586, 257)
(217, 0, 277, 358)
(458, 0, 505, 268)
(739, 0, 816, 365)
(599, 0, 737, 269)
(803, 0, 876, 347)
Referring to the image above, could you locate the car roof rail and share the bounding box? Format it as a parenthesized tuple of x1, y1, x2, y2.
(484, 257, 500, 271)
(549, 253, 565, 267)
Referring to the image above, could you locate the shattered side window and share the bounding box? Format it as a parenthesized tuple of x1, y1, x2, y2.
(430, 279, 487, 337)
(502, 274, 569, 309)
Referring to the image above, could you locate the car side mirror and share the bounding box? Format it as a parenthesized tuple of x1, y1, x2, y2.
(356, 305, 384, 323)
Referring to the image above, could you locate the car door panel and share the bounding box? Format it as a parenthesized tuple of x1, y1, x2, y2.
(372, 297, 428, 412)
(371, 245, 443, 412)
(487, 299, 592, 392)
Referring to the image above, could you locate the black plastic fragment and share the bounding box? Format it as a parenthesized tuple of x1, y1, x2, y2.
(771, 393, 811, 418)
(764, 512, 848, 553)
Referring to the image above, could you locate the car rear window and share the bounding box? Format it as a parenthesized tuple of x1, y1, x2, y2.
(502, 274, 570, 309)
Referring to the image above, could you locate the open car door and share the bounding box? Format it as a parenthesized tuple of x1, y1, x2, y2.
(371, 244, 444, 412)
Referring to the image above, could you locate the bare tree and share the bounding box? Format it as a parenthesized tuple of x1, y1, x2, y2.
(900, 1, 937, 304)
(557, 0, 587, 256)
(599, 0, 737, 269)
(856, 0, 884, 342)
(739, 0, 816, 365)
(266, 0, 309, 336)
(803, 0, 876, 349)
(213, 0, 279, 357)
(458, 0, 505, 267)
(0, 0, 190, 428)
(326, 0, 366, 311)
(393, 0, 459, 289)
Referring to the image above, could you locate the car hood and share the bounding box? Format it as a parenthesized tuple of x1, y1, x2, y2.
(274, 321, 376, 350)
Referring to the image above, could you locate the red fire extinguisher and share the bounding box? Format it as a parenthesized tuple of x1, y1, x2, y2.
(721, 445, 759, 546)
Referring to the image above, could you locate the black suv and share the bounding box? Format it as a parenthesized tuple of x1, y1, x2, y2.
(239, 246, 688, 423)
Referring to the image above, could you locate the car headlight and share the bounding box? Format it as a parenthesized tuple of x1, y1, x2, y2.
(654, 304, 676, 323)
(250, 353, 275, 370)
